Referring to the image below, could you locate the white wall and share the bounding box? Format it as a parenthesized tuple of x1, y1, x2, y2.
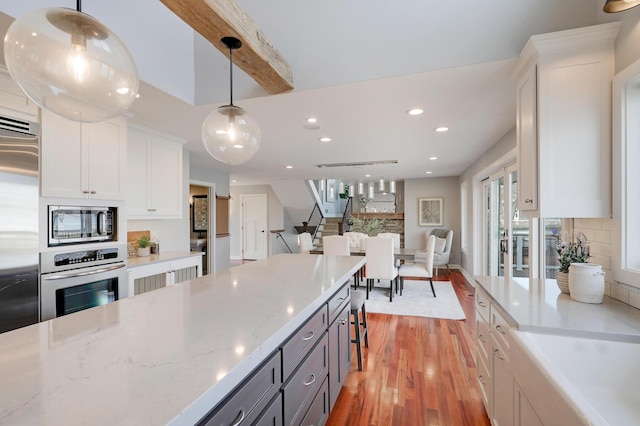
(403, 177, 461, 266)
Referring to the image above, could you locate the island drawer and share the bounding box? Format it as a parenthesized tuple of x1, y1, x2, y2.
(300, 376, 329, 426)
(283, 332, 329, 426)
(281, 306, 327, 380)
(198, 350, 281, 426)
(491, 304, 513, 352)
(327, 283, 350, 324)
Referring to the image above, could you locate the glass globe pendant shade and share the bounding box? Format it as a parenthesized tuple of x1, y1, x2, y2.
(202, 105, 261, 165)
(3, 7, 139, 123)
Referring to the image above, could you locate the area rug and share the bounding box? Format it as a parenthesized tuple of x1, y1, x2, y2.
(361, 280, 466, 320)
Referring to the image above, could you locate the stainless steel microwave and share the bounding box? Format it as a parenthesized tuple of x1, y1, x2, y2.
(48, 206, 117, 246)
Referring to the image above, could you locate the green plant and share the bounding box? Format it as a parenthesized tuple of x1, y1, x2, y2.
(349, 216, 386, 235)
(339, 186, 349, 199)
(554, 231, 590, 273)
(136, 235, 150, 249)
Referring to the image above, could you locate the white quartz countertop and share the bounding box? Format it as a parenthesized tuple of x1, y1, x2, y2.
(127, 250, 203, 268)
(0, 254, 365, 425)
(474, 275, 640, 341)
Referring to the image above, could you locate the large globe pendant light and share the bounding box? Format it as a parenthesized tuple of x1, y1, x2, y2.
(202, 36, 261, 165)
(3, 1, 139, 123)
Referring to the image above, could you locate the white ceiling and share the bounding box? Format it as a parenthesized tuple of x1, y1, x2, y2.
(2, 1, 610, 185)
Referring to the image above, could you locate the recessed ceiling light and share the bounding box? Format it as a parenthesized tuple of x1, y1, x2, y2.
(429, 156, 438, 160)
(434, 126, 449, 132)
(426, 171, 433, 174)
(231, 179, 237, 183)
(307, 117, 317, 123)
(407, 108, 424, 116)
(365, 174, 371, 178)
(319, 137, 332, 142)
(286, 165, 293, 169)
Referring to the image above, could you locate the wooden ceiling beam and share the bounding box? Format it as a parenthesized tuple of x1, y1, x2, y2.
(160, 0, 294, 94)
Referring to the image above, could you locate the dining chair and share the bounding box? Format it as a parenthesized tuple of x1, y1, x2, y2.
(399, 234, 436, 297)
(378, 232, 401, 267)
(363, 236, 399, 302)
(415, 229, 453, 275)
(298, 232, 314, 254)
(322, 235, 350, 256)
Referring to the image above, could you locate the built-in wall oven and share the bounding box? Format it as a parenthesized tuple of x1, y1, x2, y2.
(40, 244, 128, 321)
(48, 205, 117, 247)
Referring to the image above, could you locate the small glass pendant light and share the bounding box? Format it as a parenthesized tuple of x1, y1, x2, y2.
(358, 180, 364, 195)
(389, 178, 396, 194)
(202, 36, 261, 165)
(368, 182, 375, 199)
(348, 182, 355, 198)
(378, 177, 385, 192)
(4, 1, 139, 122)
(338, 179, 345, 194)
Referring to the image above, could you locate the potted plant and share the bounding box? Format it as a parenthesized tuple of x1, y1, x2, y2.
(136, 235, 151, 257)
(554, 232, 590, 294)
(349, 216, 386, 236)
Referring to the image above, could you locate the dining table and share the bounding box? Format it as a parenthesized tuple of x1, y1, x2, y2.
(310, 246, 418, 261)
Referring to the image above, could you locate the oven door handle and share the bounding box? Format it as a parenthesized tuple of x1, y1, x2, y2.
(42, 263, 126, 280)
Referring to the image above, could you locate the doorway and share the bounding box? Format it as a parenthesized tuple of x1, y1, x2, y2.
(241, 194, 268, 260)
(189, 183, 213, 275)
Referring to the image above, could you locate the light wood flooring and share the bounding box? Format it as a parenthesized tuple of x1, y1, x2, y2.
(327, 270, 490, 426)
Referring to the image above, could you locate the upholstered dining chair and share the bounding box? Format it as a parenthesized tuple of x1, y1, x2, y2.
(363, 236, 399, 302)
(378, 232, 401, 267)
(322, 235, 350, 256)
(344, 231, 367, 250)
(415, 228, 453, 275)
(298, 232, 314, 254)
(399, 234, 436, 297)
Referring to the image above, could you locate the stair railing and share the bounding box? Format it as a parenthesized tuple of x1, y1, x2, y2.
(306, 202, 323, 241)
(341, 196, 353, 232)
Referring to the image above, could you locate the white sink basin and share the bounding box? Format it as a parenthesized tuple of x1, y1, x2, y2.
(511, 331, 640, 425)
(190, 238, 206, 247)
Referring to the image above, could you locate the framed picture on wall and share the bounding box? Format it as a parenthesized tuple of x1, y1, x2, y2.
(192, 195, 208, 232)
(419, 197, 443, 226)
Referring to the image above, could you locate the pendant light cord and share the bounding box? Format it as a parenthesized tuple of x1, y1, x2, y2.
(229, 45, 234, 106)
(77, 0, 82, 12)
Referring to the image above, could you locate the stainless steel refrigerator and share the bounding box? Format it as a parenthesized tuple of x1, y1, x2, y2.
(0, 116, 39, 333)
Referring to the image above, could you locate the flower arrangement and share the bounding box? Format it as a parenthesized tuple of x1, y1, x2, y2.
(349, 216, 386, 235)
(555, 231, 591, 273)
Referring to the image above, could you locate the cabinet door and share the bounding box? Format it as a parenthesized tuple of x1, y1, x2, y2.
(148, 138, 182, 217)
(514, 384, 543, 426)
(41, 111, 84, 198)
(329, 303, 350, 409)
(85, 118, 126, 200)
(126, 132, 150, 216)
(516, 64, 538, 212)
(492, 340, 513, 426)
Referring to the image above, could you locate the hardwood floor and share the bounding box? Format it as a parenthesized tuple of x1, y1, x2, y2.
(327, 270, 490, 426)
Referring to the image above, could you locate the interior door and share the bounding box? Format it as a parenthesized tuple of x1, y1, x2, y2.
(242, 194, 268, 260)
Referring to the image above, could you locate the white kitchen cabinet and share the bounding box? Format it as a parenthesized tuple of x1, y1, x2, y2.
(514, 383, 543, 426)
(41, 110, 127, 200)
(127, 124, 185, 219)
(514, 23, 619, 218)
(0, 68, 38, 121)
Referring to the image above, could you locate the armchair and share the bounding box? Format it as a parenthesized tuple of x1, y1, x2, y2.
(415, 228, 453, 275)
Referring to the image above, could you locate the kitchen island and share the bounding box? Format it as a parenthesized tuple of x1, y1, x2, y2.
(0, 254, 364, 425)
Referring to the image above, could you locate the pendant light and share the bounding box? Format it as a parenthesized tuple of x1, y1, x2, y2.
(348, 182, 355, 198)
(3, 0, 139, 122)
(368, 181, 375, 199)
(358, 180, 364, 195)
(338, 179, 345, 194)
(378, 177, 385, 192)
(603, 0, 640, 12)
(202, 36, 261, 165)
(389, 178, 396, 194)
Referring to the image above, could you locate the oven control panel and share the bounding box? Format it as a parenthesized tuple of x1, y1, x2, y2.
(53, 248, 120, 267)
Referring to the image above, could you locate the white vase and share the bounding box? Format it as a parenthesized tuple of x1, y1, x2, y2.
(137, 247, 150, 257)
(568, 263, 605, 304)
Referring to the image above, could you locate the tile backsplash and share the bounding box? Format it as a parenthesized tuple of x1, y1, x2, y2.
(573, 218, 640, 310)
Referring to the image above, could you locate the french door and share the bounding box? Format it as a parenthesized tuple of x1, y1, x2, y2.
(483, 165, 530, 277)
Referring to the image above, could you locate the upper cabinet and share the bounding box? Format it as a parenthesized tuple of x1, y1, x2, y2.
(41, 110, 127, 201)
(0, 69, 38, 121)
(514, 23, 620, 218)
(127, 125, 185, 219)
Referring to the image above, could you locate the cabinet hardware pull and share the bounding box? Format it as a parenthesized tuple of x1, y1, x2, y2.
(524, 198, 533, 203)
(340, 318, 347, 325)
(230, 408, 246, 426)
(478, 334, 485, 343)
(82, 190, 90, 194)
(302, 331, 314, 341)
(303, 374, 316, 386)
(495, 324, 506, 334)
(336, 297, 344, 304)
(478, 375, 485, 385)
(90, 190, 96, 194)
(494, 349, 504, 360)
(478, 301, 487, 307)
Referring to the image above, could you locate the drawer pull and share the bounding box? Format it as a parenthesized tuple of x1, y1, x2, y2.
(340, 318, 348, 325)
(495, 324, 506, 335)
(494, 349, 504, 361)
(477, 301, 487, 308)
(230, 408, 246, 426)
(336, 297, 344, 304)
(303, 374, 316, 386)
(478, 374, 486, 385)
(478, 334, 486, 343)
(302, 331, 315, 341)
